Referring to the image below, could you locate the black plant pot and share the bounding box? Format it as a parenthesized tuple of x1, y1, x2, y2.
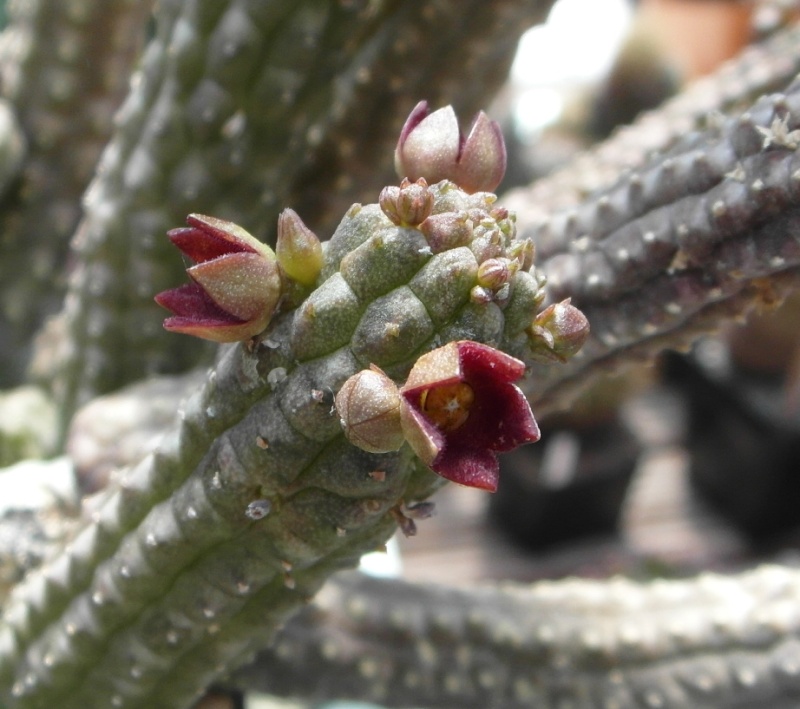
(667, 347, 800, 543)
(488, 417, 641, 551)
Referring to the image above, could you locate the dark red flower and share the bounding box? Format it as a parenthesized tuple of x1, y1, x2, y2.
(155, 214, 281, 342)
(399, 341, 540, 492)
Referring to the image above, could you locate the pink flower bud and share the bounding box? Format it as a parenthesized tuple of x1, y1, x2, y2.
(394, 101, 507, 194)
(418, 211, 473, 253)
(476, 258, 517, 291)
(379, 177, 434, 227)
(528, 298, 590, 363)
(155, 214, 281, 342)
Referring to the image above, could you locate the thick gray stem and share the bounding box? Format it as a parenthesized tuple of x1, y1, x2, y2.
(230, 567, 800, 709)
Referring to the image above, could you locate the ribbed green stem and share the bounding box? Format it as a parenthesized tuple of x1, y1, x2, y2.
(0, 182, 535, 709)
(0, 303, 432, 709)
(50, 0, 550, 427)
(506, 22, 800, 238)
(519, 73, 800, 413)
(0, 0, 152, 383)
(230, 567, 800, 709)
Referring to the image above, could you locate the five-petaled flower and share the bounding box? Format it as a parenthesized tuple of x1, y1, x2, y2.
(394, 101, 507, 194)
(155, 214, 282, 342)
(399, 341, 540, 492)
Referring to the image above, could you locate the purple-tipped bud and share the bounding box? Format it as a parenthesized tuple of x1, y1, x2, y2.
(394, 101, 507, 194)
(155, 214, 281, 342)
(476, 258, 517, 291)
(528, 298, 590, 363)
(335, 366, 405, 454)
(418, 211, 473, 253)
(276, 208, 323, 287)
(379, 177, 434, 227)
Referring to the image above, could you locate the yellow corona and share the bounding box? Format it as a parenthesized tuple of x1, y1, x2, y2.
(419, 382, 475, 432)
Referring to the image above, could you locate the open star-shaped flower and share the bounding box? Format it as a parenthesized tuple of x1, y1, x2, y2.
(155, 214, 281, 342)
(399, 340, 540, 492)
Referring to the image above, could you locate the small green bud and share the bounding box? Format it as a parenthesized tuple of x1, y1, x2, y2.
(276, 208, 323, 287)
(508, 238, 535, 271)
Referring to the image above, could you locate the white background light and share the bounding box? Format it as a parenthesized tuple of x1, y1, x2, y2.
(511, 0, 633, 138)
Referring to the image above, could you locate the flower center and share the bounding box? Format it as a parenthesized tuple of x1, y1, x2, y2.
(419, 382, 475, 432)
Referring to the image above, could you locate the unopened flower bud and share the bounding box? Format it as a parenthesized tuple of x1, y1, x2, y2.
(470, 226, 504, 264)
(508, 238, 535, 271)
(528, 298, 590, 363)
(394, 101, 507, 193)
(470, 285, 494, 304)
(276, 208, 323, 287)
(155, 214, 282, 342)
(477, 258, 517, 290)
(379, 177, 434, 227)
(335, 366, 404, 453)
(418, 211, 473, 253)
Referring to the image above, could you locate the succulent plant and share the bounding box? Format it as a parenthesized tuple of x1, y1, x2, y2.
(1, 90, 581, 706)
(3, 3, 800, 709)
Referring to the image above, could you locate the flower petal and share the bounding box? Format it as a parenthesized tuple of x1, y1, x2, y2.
(398, 402, 446, 467)
(155, 283, 263, 342)
(456, 111, 507, 193)
(401, 341, 461, 392)
(168, 226, 249, 263)
(154, 283, 233, 320)
(188, 252, 281, 322)
(163, 318, 267, 342)
(460, 379, 540, 452)
(168, 214, 277, 264)
(186, 214, 272, 255)
(457, 340, 525, 383)
(396, 105, 460, 183)
(432, 446, 500, 492)
(396, 101, 430, 148)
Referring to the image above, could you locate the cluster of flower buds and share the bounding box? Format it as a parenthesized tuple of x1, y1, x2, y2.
(336, 341, 540, 493)
(156, 100, 591, 500)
